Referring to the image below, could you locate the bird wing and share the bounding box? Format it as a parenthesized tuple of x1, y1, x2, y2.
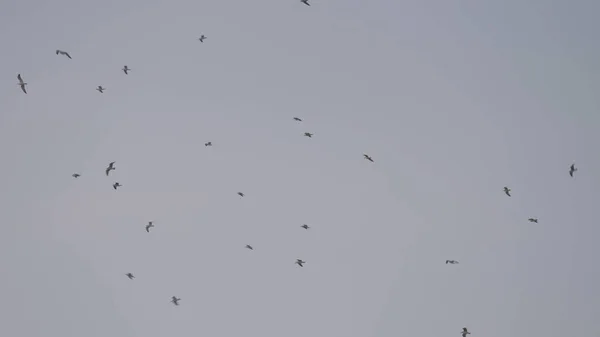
(17, 74, 23, 82)
(21, 85, 27, 94)
(462, 333, 467, 337)
(105, 167, 110, 175)
(65, 53, 72, 59)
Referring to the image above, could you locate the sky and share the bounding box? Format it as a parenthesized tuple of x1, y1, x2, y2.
(1, 0, 599, 336)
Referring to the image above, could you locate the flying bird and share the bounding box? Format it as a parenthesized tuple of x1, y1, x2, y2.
(122, 65, 130, 74)
(293, 117, 303, 122)
(199, 35, 206, 42)
(113, 182, 122, 190)
(446, 260, 459, 264)
(363, 154, 374, 162)
(528, 218, 538, 223)
(296, 259, 305, 267)
(126, 273, 135, 280)
(205, 142, 212, 146)
(56, 50, 72, 59)
(301, 224, 310, 230)
(171, 296, 181, 306)
(503, 186, 511, 197)
(304, 132, 313, 138)
(238, 192, 245, 197)
(301, 0, 310, 6)
(72, 173, 81, 178)
(245, 245, 253, 250)
(146, 221, 154, 232)
(569, 163, 577, 177)
(17, 74, 27, 94)
(461, 328, 471, 337)
(105, 162, 116, 176)
(96, 86, 105, 93)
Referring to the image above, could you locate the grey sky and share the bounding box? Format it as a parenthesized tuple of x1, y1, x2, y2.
(1, 0, 599, 337)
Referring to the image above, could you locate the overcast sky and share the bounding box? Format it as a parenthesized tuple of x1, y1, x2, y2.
(1, 0, 599, 337)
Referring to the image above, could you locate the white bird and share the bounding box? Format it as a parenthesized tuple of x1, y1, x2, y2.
(461, 327, 471, 337)
(17, 74, 27, 94)
(56, 50, 72, 59)
(96, 86, 105, 93)
(122, 65, 130, 74)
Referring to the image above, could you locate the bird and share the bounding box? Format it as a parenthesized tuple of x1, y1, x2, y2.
(146, 221, 154, 232)
(296, 259, 305, 267)
(105, 162, 116, 176)
(301, 224, 310, 230)
(113, 182, 122, 190)
(72, 173, 80, 178)
(17, 74, 27, 94)
(503, 186, 511, 197)
(56, 50, 72, 59)
(245, 245, 253, 250)
(293, 117, 303, 122)
(199, 35, 206, 42)
(461, 328, 471, 337)
(126, 273, 135, 280)
(304, 132, 313, 138)
(96, 86, 105, 93)
(171, 296, 181, 306)
(363, 154, 374, 162)
(301, 0, 310, 6)
(205, 142, 212, 146)
(446, 260, 459, 264)
(122, 65, 130, 74)
(569, 163, 577, 177)
(528, 218, 538, 223)
(238, 192, 245, 197)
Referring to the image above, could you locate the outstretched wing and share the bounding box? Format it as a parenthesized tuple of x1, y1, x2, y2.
(65, 53, 72, 59)
(21, 85, 27, 94)
(17, 74, 23, 82)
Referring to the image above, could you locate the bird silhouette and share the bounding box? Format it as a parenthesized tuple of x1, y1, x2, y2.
(446, 260, 459, 264)
(105, 162, 116, 176)
(245, 245, 253, 250)
(113, 182, 122, 190)
(238, 192, 245, 197)
(461, 328, 471, 337)
(96, 86, 105, 93)
(304, 132, 313, 138)
(146, 221, 154, 232)
(301, 224, 310, 230)
(72, 173, 80, 178)
(503, 187, 511, 197)
(199, 35, 207, 42)
(122, 65, 130, 74)
(17, 74, 27, 94)
(296, 259, 305, 267)
(171, 296, 181, 306)
(205, 142, 212, 146)
(301, 0, 310, 6)
(293, 117, 303, 122)
(363, 154, 374, 162)
(528, 218, 538, 223)
(126, 273, 135, 280)
(569, 163, 577, 177)
(56, 50, 72, 59)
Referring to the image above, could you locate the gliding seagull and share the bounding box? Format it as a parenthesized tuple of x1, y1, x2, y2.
(446, 260, 459, 264)
(96, 86, 105, 93)
(122, 65, 130, 74)
(293, 117, 303, 122)
(304, 132, 313, 138)
(301, 0, 310, 6)
(171, 296, 181, 306)
(17, 74, 27, 94)
(503, 187, 511, 197)
(113, 182, 122, 190)
(199, 35, 206, 42)
(461, 328, 471, 337)
(296, 259, 306, 267)
(105, 162, 116, 176)
(528, 218, 538, 223)
(569, 163, 577, 177)
(126, 273, 135, 279)
(363, 154, 374, 162)
(72, 173, 81, 178)
(245, 245, 253, 250)
(301, 224, 310, 230)
(146, 221, 154, 232)
(56, 50, 72, 59)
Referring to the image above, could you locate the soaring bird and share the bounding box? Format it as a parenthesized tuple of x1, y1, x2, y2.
(105, 162, 116, 176)
(569, 163, 577, 177)
(17, 74, 27, 94)
(56, 50, 72, 59)
(461, 328, 471, 337)
(293, 117, 303, 122)
(245, 244, 253, 250)
(113, 182, 122, 190)
(122, 65, 130, 74)
(528, 218, 538, 223)
(146, 221, 154, 232)
(199, 35, 207, 42)
(301, 224, 310, 230)
(96, 86, 105, 93)
(296, 259, 305, 267)
(171, 296, 181, 306)
(301, 0, 310, 5)
(304, 132, 313, 138)
(446, 260, 459, 264)
(503, 186, 511, 197)
(238, 192, 245, 197)
(126, 273, 135, 280)
(363, 154, 374, 162)
(72, 173, 81, 178)
(205, 142, 212, 146)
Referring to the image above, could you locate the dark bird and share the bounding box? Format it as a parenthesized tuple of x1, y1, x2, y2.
(205, 142, 212, 146)
(503, 186, 511, 197)
(171, 296, 181, 306)
(105, 162, 116, 176)
(446, 260, 459, 264)
(301, 224, 310, 230)
(569, 163, 577, 177)
(245, 244, 253, 250)
(17, 74, 27, 94)
(528, 218, 538, 223)
(293, 117, 303, 122)
(96, 86, 105, 93)
(304, 132, 313, 138)
(461, 328, 471, 337)
(72, 173, 81, 178)
(296, 259, 305, 267)
(301, 0, 310, 6)
(56, 50, 72, 59)
(113, 182, 122, 190)
(238, 192, 245, 197)
(363, 154, 374, 162)
(199, 35, 206, 42)
(126, 273, 135, 280)
(122, 65, 130, 74)
(146, 221, 154, 232)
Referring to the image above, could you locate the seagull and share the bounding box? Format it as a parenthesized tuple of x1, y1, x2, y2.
(171, 296, 181, 306)
(528, 218, 538, 223)
(56, 50, 72, 59)
(199, 35, 206, 42)
(461, 328, 471, 337)
(245, 244, 253, 250)
(503, 186, 511, 197)
(205, 142, 212, 146)
(17, 74, 27, 94)
(293, 117, 303, 122)
(363, 154, 374, 162)
(569, 163, 577, 177)
(446, 260, 459, 264)
(122, 65, 130, 74)
(146, 221, 154, 232)
(238, 192, 245, 197)
(72, 173, 81, 178)
(96, 86, 105, 93)
(113, 182, 122, 190)
(304, 132, 313, 138)
(301, 0, 310, 6)
(296, 259, 305, 267)
(301, 224, 310, 230)
(126, 273, 135, 280)
(105, 162, 116, 176)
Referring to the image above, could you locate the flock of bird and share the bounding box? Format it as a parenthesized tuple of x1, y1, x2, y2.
(14, 2, 581, 335)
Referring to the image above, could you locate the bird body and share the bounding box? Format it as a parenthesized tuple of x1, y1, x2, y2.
(199, 35, 206, 42)
(363, 154, 374, 162)
(304, 132, 313, 138)
(113, 182, 122, 190)
(446, 260, 459, 264)
(122, 65, 130, 74)
(301, 224, 310, 230)
(171, 296, 181, 305)
(503, 187, 511, 197)
(245, 245, 253, 250)
(106, 162, 116, 176)
(569, 163, 577, 177)
(238, 192, 245, 197)
(17, 74, 27, 94)
(146, 221, 154, 232)
(462, 327, 471, 337)
(528, 218, 538, 223)
(293, 117, 303, 122)
(126, 273, 135, 279)
(205, 142, 212, 146)
(72, 173, 80, 178)
(296, 259, 305, 267)
(97, 86, 105, 93)
(56, 50, 72, 59)
(301, 0, 310, 5)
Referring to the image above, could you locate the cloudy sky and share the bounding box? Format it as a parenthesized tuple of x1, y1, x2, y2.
(1, 0, 599, 337)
